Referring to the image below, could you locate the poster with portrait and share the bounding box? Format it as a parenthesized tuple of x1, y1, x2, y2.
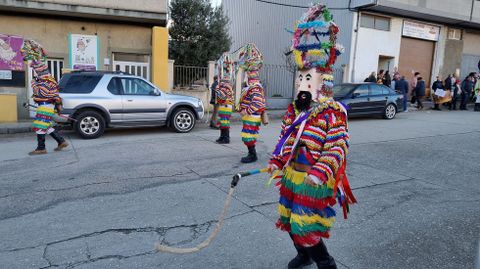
(0, 34, 24, 71)
(69, 34, 99, 71)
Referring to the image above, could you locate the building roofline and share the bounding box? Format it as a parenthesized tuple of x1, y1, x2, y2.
(0, 0, 167, 26)
(357, 3, 480, 30)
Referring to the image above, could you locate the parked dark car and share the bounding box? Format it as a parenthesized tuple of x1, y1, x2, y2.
(333, 83, 404, 119)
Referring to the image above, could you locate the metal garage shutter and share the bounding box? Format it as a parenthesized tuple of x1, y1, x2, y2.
(461, 54, 480, 77)
(398, 37, 436, 88)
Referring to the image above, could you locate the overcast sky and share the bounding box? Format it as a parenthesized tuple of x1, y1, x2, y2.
(211, 0, 222, 6)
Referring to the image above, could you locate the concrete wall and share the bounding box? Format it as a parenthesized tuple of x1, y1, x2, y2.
(351, 14, 403, 82)
(31, 0, 167, 13)
(441, 39, 464, 77)
(171, 88, 210, 112)
(473, 1, 480, 24)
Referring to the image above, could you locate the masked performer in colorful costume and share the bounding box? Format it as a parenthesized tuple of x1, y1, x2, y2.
(268, 5, 356, 269)
(237, 43, 266, 163)
(215, 53, 235, 144)
(22, 40, 68, 155)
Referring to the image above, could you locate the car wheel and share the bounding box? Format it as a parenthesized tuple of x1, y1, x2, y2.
(75, 110, 106, 139)
(171, 108, 196, 133)
(383, 103, 397, 119)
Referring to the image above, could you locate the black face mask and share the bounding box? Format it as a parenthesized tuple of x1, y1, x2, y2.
(295, 91, 312, 111)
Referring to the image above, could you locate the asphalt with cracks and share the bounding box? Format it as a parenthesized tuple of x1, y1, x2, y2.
(0, 109, 479, 269)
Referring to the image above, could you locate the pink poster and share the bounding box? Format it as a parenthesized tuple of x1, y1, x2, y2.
(0, 34, 24, 71)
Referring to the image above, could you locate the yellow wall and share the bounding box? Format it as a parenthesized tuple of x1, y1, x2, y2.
(152, 26, 169, 92)
(0, 94, 18, 122)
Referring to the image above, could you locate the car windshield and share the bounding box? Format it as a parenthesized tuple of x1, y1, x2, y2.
(333, 84, 356, 98)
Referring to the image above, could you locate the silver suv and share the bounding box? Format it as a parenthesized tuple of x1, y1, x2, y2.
(59, 71, 204, 139)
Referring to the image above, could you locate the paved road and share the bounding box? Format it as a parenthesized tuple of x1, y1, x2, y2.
(0, 110, 479, 269)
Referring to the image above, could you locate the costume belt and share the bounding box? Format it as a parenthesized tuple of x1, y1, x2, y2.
(290, 162, 312, 173)
(36, 101, 54, 105)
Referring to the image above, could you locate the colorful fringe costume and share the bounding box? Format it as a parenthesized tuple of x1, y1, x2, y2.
(271, 101, 354, 246)
(215, 53, 235, 144)
(21, 40, 68, 154)
(215, 54, 234, 130)
(237, 44, 266, 163)
(239, 81, 265, 146)
(269, 4, 354, 269)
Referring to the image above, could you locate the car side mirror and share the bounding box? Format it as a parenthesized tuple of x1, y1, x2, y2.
(152, 89, 161, 96)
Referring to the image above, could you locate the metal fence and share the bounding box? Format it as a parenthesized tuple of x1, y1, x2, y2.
(174, 65, 209, 88)
(260, 64, 295, 99)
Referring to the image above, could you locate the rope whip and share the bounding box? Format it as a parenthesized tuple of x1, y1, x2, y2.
(155, 168, 271, 254)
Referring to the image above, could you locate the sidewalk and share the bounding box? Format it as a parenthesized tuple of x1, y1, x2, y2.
(0, 121, 32, 134)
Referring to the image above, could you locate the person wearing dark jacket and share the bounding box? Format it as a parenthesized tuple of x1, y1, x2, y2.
(431, 76, 444, 110)
(460, 75, 475, 110)
(395, 76, 409, 112)
(444, 74, 453, 108)
(450, 75, 461, 110)
(364, 72, 376, 82)
(383, 70, 392, 87)
(414, 77, 426, 110)
(209, 76, 220, 129)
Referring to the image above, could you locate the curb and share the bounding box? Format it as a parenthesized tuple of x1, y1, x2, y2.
(0, 124, 32, 135)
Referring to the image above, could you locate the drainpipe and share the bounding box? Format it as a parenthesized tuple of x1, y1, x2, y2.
(470, 0, 475, 22)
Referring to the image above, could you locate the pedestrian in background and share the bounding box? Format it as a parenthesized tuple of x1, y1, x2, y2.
(209, 75, 220, 129)
(475, 77, 480, 111)
(383, 70, 392, 87)
(460, 74, 475, 110)
(395, 75, 409, 112)
(377, 69, 385, 84)
(391, 72, 400, 90)
(431, 75, 444, 111)
(449, 74, 461, 110)
(444, 74, 453, 109)
(364, 71, 376, 82)
(414, 76, 426, 110)
(410, 71, 420, 102)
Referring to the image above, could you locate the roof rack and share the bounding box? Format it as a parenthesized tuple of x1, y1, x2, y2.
(70, 70, 128, 75)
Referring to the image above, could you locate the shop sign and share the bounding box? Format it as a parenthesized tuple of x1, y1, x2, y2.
(402, 20, 440, 41)
(69, 34, 99, 71)
(0, 34, 24, 71)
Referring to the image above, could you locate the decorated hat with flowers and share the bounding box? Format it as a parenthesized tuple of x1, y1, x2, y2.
(237, 43, 263, 72)
(217, 52, 234, 82)
(290, 3, 343, 73)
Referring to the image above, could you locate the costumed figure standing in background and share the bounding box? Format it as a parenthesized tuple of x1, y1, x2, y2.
(237, 43, 266, 163)
(21, 40, 68, 155)
(215, 53, 235, 144)
(268, 4, 356, 269)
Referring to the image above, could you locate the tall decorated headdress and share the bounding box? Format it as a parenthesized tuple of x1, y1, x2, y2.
(290, 3, 343, 96)
(215, 52, 235, 104)
(21, 39, 60, 101)
(217, 52, 234, 82)
(291, 4, 342, 72)
(237, 43, 263, 84)
(21, 39, 51, 79)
